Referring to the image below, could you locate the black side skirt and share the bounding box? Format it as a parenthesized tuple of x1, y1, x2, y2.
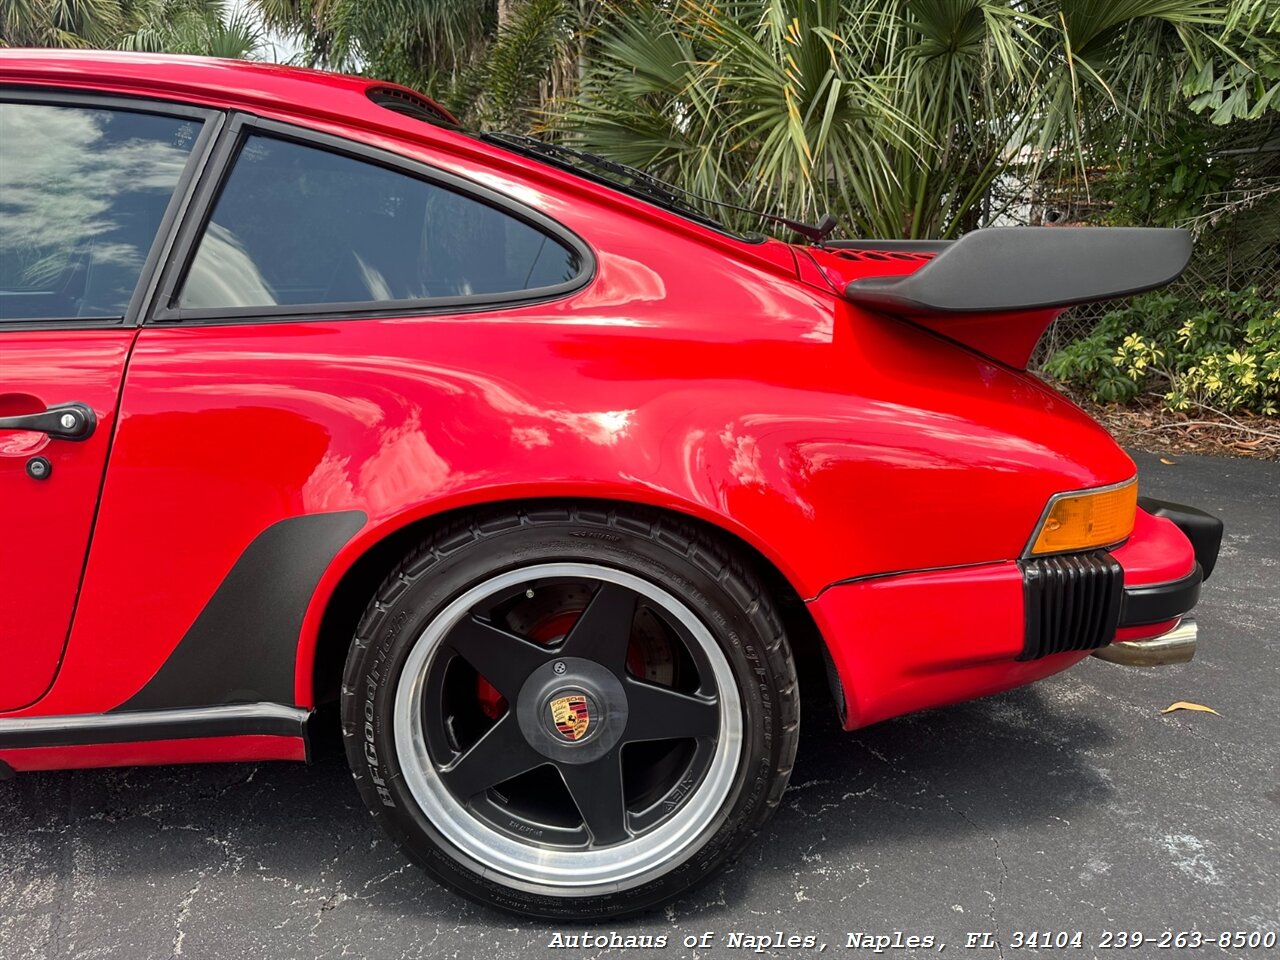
(0, 702, 309, 750)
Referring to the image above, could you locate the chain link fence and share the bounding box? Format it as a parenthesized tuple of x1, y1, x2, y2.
(1014, 150, 1280, 369)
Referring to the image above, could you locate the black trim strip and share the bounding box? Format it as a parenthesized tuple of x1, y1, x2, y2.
(1138, 496, 1223, 581)
(0, 703, 308, 750)
(114, 510, 366, 712)
(809, 559, 1000, 601)
(147, 113, 596, 326)
(1120, 565, 1203, 627)
(824, 239, 953, 253)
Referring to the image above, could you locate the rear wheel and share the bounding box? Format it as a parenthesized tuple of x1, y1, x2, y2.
(340, 505, 799, 918)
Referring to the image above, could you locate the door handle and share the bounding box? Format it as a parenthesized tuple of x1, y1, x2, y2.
(0, 402, 96, 441)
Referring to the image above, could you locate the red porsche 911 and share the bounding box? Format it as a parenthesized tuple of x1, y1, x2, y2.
(0, 52, 1221, 918)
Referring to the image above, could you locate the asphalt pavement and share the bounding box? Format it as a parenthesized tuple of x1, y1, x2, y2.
(2, 451, 1277, 960)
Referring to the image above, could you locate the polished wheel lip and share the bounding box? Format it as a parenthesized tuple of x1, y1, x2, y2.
(393, 562, 744, 894)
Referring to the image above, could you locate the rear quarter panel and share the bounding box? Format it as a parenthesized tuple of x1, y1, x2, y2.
(33, 309, 1132, 715)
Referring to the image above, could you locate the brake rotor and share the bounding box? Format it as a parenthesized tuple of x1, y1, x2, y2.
(475, 583, 677, 719)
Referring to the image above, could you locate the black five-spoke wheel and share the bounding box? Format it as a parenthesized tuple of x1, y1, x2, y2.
(395, 563, 743, 885)
(343, 507, 798, 918)
(419, 573, 727, 848)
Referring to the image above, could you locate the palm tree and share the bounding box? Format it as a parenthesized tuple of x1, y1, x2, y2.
(1, 0, 264, 57)
(247, 0, 603, 129)
(551, 0, 1277, 239)
(118, 0, 264, 58)
(1, 0, 124, 47)
(479, 0, 604, 129)
(1186, 0, 1280, 123)
(246, 0, 496, 91)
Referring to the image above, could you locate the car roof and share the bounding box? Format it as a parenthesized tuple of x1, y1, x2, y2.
(0, 49, 798, 271)
(0, 49, 458, 132)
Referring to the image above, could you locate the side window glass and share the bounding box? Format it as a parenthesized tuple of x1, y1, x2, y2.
(0, 102, 202, 322)
(178, 134, 581, 311)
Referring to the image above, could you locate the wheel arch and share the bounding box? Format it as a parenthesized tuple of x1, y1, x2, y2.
(300, 494, 832, 716)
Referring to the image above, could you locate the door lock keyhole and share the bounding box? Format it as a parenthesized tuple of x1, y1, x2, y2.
(26, 456, 52, 480)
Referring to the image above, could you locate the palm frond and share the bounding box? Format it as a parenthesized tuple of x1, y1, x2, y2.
(481, 0, 570, 130)
(553, 0, 1271, 238)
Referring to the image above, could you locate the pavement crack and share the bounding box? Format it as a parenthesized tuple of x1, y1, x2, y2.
(853, 737, 1007, 959)
(940, 794, 1008, 960)
(171, 876, 203, 958)
(988, 835, 1008, 960)
(309, 889, 353, 935)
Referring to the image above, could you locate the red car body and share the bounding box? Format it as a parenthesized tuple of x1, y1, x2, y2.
(0, 51, 1213, 779)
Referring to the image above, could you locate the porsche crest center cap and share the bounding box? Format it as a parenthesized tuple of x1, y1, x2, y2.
(549, 692, 595, 742)
(518, 660, 625, 763)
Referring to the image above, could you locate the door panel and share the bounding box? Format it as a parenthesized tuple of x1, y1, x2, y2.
(0, 331, 134, 709)
(0, 97, 211, 710)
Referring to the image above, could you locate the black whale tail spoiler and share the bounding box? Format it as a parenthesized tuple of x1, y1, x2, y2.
(838, 227, 1192, 369)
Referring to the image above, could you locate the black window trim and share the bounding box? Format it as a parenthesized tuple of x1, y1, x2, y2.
(148, 113, 597, 325)
(0, 86, 223, 332)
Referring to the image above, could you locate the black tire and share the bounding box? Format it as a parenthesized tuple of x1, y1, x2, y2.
(340, 503, 799, 919)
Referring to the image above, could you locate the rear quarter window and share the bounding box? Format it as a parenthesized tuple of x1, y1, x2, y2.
(179, 134, 583, 312)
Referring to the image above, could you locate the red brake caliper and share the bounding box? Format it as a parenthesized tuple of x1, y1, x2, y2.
(477, 610, 597, 720)
(475, 675, 508, 722)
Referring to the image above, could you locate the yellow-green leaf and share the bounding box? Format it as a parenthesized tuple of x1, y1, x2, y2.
(1161, 701, 1220, 716)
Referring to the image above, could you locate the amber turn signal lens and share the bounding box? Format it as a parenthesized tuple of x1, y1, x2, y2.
(1029, 480, 1137, 555)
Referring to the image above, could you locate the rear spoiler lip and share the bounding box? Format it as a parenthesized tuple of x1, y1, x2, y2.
(840, 227, 1192, 316)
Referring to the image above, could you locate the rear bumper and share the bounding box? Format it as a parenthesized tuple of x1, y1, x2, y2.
(808, 497, 1222, 730)
(1111, 496, 1222, 641)
(1138, 496, 1222, 580)
(1091, 496, 1222, 669)
(1120, 564, 1202, 627)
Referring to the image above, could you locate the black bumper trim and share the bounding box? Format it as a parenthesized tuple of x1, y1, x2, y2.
(0, 759, 14, 780)
(1019, 551, 1124, 660)
(1138, 496, 1223, 581)
(0, 703, 310, 751)
(1120, 564, 1203, 627)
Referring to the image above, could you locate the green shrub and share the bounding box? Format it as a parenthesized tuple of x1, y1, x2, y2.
(1099, 116, 1238, 228)
(1044, 288, 1280, 416)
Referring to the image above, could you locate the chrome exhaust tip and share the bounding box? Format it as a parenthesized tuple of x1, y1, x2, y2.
(1093, 618, 1197, 667)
